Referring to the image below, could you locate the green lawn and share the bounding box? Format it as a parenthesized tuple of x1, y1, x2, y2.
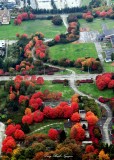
(103, 62, 114, 72)
(49, 43, 97, 61)
(40, 81, 74, 100)
(78, 83, 114, 99)
(0, 20, 66, 40)
(29, 119, 64, 134)
(79, 18, 114, 33)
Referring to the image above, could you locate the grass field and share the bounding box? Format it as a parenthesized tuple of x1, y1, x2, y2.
(103, 62, 114, 72)
(49, 43, 97, 61)
(0, 20, 66, 40)
(40, 81, 74, 100)
(29, 119, 64, 134)
(79, 18, 114, 33)
(78, 83, 114, 99)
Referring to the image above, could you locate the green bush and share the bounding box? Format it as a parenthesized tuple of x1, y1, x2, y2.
(24, 147, 35, 159)
(67, 14, 77, 23)
(52, 15, 63, 25)
(33, 143, 46, 153)
(42, 139, 56, 150)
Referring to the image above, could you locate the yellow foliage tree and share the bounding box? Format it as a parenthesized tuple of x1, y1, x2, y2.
(98, 150, 110, 160)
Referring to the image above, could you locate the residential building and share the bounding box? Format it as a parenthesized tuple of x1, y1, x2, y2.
(0, 8, 10, 24)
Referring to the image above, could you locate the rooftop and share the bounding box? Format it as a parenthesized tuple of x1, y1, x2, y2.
(103, 28, 114, 37)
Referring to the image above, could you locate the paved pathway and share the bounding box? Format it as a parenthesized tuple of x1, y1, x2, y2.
(79, 31, 99, 43)
(94, 42, 104, 64)
(60, 14, 68, 29)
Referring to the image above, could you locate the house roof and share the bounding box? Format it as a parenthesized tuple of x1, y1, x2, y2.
(0, 8, 10, 16)
(0, 40, 5, 48)
(104, 48, 114, 61)
(103, 28, 114, 37)
(111, 36, 114, 45)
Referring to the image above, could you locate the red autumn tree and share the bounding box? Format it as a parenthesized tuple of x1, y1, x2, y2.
(100, 11, 107, 17)
(29, 97, 43, 110)
(0, 69, 4, 75)
(70, 123, 85, 141)
(21, 12, 29, 20)
(14, 18, 22, 25)
(29, 13, 36, 19)
(19, 95, 29, 104)
(33, 110, 44, 123)
(59, 102, 68, 107)
(71, 102, 79, 112)
(108, 80, 114, 88)
(2, 136, 16, 154)
(85, 145, 95, 153)
(39, 52, 45, 59)
(5, 124, 16, 136)
(63, 106, 73, 118)
(36, 77, 44, 85)
(96, 73, 112, 90)
(71, 112, 80, 122)
(86, 111, 98, 126)
(22, 114, 33, 124)
(14, 129, 25, 140)
(48, 128, 59, 140)
(43, 106, 58, 119)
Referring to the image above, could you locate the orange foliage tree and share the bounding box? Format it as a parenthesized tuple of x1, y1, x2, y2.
(70, 123, 85, 141)
(85, 111, 98, 126)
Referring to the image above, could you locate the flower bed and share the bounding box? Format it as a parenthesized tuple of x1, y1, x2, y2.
(76, 79, 94, 84)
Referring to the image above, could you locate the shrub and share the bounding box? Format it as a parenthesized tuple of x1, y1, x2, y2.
(32, 143, 46, 153)
(42, 139, 56, 150)
(67, 14, 77, 23)
(52, 15, 63, 25)
(24, 147, 35, 159)
(48, 128, 59, 140)
(86, 15, 94, 22)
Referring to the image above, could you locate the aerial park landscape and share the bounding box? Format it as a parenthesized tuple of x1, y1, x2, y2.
(0, 0, 114, 159)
